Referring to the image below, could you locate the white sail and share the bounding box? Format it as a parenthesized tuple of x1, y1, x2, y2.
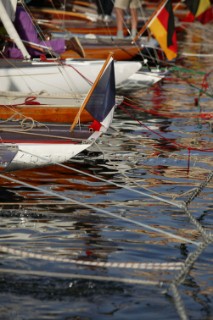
(1, 0, 17, 21)
(0, 0, 30, 59)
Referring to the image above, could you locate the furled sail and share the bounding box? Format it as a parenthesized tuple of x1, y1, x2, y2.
(1, 0, 17, 21)
(0, 0, 30, 59)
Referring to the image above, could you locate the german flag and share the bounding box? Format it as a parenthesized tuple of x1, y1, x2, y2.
(184, 0, 213, 24)
(148, 0, 177, 61)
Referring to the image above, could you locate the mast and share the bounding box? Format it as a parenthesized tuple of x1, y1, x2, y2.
(0, 0, 31, 59)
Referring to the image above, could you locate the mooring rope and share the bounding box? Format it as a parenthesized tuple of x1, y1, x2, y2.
(0, 245, 184, 271)
(173, 239, 213, 286)
(0, 173, 199, 245)
(0, 19, 212, 320)
(184, 170, 213, 206)
(1, 144, 186, 209)
(170, 284, 188, 320)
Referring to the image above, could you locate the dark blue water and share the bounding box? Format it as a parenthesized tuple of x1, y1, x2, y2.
(0, 23, 212, 320)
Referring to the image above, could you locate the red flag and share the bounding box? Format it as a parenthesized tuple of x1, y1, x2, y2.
(148, 0, 177, 61)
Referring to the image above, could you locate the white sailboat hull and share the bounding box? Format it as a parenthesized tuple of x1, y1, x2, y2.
(0, 55, 116, 172)
(0, 112, 113, 171)
(4, 141, 93, 170)
(0, 59, 142, 94)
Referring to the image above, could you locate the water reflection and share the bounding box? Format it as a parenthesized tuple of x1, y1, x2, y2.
(0, 23, 212, 320)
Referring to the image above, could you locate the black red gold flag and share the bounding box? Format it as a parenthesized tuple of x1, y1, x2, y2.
(184, 0, 213, 24)
(148, 0, 177, 61)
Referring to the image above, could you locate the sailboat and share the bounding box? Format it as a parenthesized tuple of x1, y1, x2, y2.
(0, 0, 166, 103)
(0, 0, 143, 126)
(0, 57, 143, 94)
(28, 0, 166, 64)
(0, 54, 117, 172)
(0, 0, 144, 94)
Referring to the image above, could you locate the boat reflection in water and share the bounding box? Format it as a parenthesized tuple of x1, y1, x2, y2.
(0, 7, 212, 320)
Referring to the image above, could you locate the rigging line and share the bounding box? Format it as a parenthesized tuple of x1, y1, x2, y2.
(95, 0, 115, 37)
(20, 2, 94, 90)
(181, 53, 213, 57)
(92, 141, 172, 199)
(20, 148, 184, 208)
(0, 52, 76, 94)
(138, 0, 148, 21)
(118, 104, 213, 153)
(0, 173, 200, 246)
(0, 268, 163, 286)
(0, 53, 38, 92)
(64, 62, 93, 86)
(21, 1, 58, 55)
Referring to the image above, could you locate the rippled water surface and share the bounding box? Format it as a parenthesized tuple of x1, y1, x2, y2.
(0, 24, 212, 320)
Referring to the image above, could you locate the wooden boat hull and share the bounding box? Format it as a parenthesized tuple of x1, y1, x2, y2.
(52, 33, 149, 61)
(0, 91, 123, 124)
(61, 46, 141, 60)
(37, 19, 129, 36)
(61, 37, 143, 60)
(30, 6, 97, 21)
(0, 104, 93, 123)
